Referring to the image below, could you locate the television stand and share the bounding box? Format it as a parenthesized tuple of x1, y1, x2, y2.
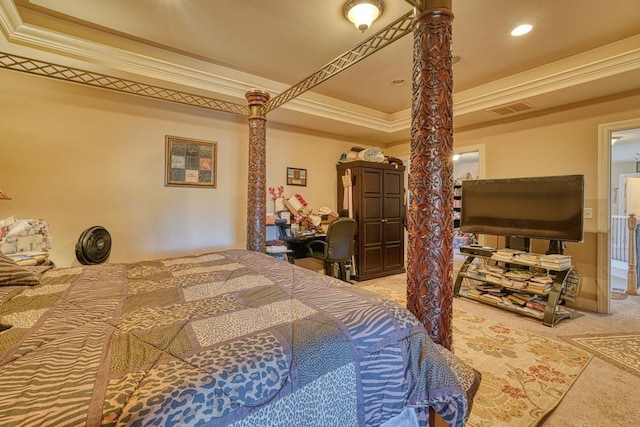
(454, 246, 575, 326)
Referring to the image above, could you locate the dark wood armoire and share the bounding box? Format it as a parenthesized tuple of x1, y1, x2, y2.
(337, 161, 406, 281)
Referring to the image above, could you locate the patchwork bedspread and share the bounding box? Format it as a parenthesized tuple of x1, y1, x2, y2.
(0, 249, 478, 426)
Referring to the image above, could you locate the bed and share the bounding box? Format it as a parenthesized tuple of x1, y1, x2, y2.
(0, 249, 479, 426)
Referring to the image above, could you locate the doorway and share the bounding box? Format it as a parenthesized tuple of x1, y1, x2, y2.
(599, 119, 640, 313)
(610, 130, 640, 294)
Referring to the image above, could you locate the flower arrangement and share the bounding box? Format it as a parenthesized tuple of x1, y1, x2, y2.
(268, 185, 284, 200)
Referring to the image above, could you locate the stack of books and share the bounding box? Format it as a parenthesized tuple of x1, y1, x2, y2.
(526, 274, 554, 294)
(503, 269, 533, 281)
(465, 287, 485, 299)
(506, 293, 535, 306)
(522, 296, 569, 314)
(499, 277, 527, 290)
(491, 248, 525, 262)
(496, 269, 530, 290)
(468, 265, 503, 285)
(513, 252, 542, 266)
(524, 296, 547, 312)
(540, 254, 572, 269)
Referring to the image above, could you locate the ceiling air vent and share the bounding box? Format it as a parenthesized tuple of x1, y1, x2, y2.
(487, 101, 534, 116)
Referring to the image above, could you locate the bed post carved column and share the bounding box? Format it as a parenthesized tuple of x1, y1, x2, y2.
(245, 89, 270, 252)
(407, 1, 454, 350)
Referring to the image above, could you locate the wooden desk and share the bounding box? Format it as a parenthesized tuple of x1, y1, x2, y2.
(281, 233, 326, 260)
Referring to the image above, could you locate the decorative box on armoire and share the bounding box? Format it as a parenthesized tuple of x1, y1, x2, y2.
(337, 161, 406, 281)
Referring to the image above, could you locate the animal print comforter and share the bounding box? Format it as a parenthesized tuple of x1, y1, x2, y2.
(0, 249, 478, 426)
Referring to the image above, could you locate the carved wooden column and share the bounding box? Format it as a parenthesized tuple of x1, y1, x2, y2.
(407, 1, 454, 350)
(245, 89, 270, 252)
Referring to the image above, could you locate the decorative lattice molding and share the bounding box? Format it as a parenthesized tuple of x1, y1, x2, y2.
(0, 10, 416, 117)
(262, 11, 414, 114)
(0, 52, 249, 116)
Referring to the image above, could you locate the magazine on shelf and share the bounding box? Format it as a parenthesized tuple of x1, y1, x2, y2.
(525, 298, 547, 312)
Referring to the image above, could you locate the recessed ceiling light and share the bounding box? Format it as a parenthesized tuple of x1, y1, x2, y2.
(511, 24, 533, 36)
(391, 78, 405, 86)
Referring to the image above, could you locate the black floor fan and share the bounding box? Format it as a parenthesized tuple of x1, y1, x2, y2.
(76, 226, 112, 265)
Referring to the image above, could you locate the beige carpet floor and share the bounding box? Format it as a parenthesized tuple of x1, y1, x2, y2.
(355, 273, 640, 427)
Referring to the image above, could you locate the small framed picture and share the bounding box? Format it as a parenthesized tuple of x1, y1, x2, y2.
(165, 136, 217, 188)
(286, 167, 307, 186)
(636, 162, 640, 172)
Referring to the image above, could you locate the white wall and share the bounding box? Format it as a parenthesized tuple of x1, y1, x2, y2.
(0, 71, 358, 267)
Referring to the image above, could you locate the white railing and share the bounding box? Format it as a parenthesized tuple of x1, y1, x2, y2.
(611, 215, 629, 262)
(609, 215, 639, 295)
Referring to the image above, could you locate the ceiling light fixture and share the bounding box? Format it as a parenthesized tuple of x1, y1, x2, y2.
(453, 154, 461, 161)
(511, 24, 533, 36)
(343, 0, 384, 32)
(391, 78, 405, 86)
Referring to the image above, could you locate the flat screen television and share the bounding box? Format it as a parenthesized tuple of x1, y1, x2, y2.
(460, 175, 584, 250)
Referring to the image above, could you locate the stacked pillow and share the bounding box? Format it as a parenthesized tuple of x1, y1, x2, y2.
(1, 252, 42, 331)
(0, 252, 40, 286)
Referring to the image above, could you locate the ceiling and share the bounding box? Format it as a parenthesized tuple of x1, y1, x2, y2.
(1, 0, 639, 147)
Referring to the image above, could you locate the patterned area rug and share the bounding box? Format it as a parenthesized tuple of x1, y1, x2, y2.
(561, 333, 640, 377)
(359, 283, 592, 427)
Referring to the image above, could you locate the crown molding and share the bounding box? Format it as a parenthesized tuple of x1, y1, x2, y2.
(0, 0, 395, 127)
(1, 0, 638, 134)
(453, 35, 640, 115)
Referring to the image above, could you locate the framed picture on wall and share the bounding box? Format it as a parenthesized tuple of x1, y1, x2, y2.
(286, 167, 307, 186)
(165, 136, 217, 188)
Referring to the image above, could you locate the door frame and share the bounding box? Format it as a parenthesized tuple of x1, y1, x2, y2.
(454, 143, 486, 180)
(400, 143, 486, 260)
(597, 117, 640, 314)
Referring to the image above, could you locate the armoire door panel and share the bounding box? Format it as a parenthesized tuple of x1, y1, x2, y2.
(383, 244, 403, 270)
(363, 169, 382, 194)
(363, 222, 382, 245)
(384, 197, 402, 219)
(363, 197, 382, 220)
(384, 172, 403, 196)
(362, 247, 383, 273)
(384, 221, 403, 243)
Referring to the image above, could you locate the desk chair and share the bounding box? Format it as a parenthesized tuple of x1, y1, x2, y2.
(307, 217, 356, 282)
(275, 219, 291, 239)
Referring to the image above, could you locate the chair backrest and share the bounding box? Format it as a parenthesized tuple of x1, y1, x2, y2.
(325, 217, 357, 261)
(275, 220, 290, 239)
